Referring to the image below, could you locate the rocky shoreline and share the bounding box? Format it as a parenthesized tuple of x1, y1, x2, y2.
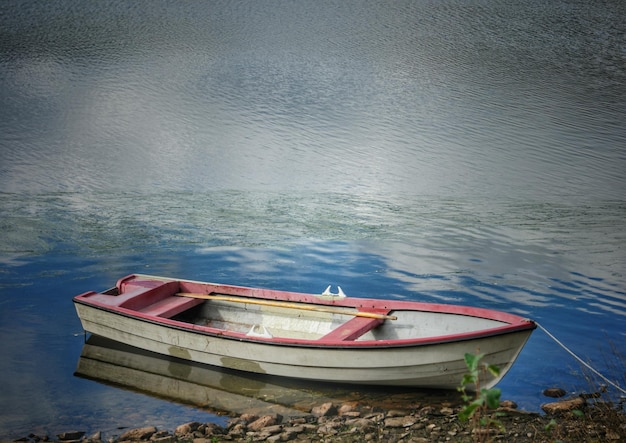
(11, 392, 625, 443)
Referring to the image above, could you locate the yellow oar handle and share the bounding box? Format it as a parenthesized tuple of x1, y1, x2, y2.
(175, 292, 397, 320)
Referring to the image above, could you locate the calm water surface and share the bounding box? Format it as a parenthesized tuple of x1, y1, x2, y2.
(1, 0, 625, 439)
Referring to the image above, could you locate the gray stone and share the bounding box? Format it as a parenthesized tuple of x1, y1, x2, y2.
(57, 431, 85, 441)
(228, 423, 247, 437)
(202, 423, 224, 436)
(500, 399, 518, 409)
(541, 396, 586, 414)
(248, 430, 273, 441)
(261, 424, 283, 434)
(240, 413, 259, 423)
(151, 430, 170, 439)
(338, 401, 359, 416)
(384, 416, 416, 428)
(174, 422, 201, 436)
(311, 402, 337, 417)
(118, 426, 157, 441)
(283, 425, 304, 434)
(386, 409, 409, 418)
(248, 415, 279, 431)
(543, 387, 567, 398)
(346, 418, 375, 433)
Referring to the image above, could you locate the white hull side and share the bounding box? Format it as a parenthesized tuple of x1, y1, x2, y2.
(75, 303, 531, 389)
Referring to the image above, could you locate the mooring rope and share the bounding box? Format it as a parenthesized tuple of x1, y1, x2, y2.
(535, 321, 626, 395)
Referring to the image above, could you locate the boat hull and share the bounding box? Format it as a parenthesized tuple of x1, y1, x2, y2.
(73, 274, 535, 389)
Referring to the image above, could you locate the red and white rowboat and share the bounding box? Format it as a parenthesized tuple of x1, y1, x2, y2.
(73, 274, 535, 389)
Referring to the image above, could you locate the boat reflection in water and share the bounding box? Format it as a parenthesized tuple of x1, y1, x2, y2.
(75, 336, 461, 418)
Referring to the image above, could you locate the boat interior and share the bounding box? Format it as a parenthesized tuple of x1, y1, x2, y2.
(80, 275, 508, 342)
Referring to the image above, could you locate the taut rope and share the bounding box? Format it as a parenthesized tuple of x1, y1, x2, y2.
(536, 321, 626, 395)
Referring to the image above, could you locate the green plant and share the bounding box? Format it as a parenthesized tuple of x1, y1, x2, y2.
(544, 418, 557, 432)
(458, 352, 505, 441)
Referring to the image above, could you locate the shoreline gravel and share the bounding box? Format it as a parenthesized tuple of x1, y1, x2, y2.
(8, 393, 625, 443)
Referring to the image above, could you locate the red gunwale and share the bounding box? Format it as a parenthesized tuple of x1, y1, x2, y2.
(73, 274, 537, 349)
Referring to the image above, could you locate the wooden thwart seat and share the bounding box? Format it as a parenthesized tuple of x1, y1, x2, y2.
(320, 309, 391, 341)
(139, 296, 205, 318)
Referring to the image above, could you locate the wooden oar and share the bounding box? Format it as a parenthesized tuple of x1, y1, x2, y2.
(176, 292, 397, 320)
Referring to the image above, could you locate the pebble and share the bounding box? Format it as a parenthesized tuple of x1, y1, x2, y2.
(384, 416, 415, 428)
(57, 431, 85, 441)
(118, 426, 156, 441)
(311, 402, 337, 417)
(541, 396, 586, 414)
(499, 399, 518, 409)
(247, 415, 280, 431)
(174, 422, 199, 436)
(543, 387, 567, 398)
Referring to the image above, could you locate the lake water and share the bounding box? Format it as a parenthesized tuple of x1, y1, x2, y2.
(1, 0, 625, 439)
